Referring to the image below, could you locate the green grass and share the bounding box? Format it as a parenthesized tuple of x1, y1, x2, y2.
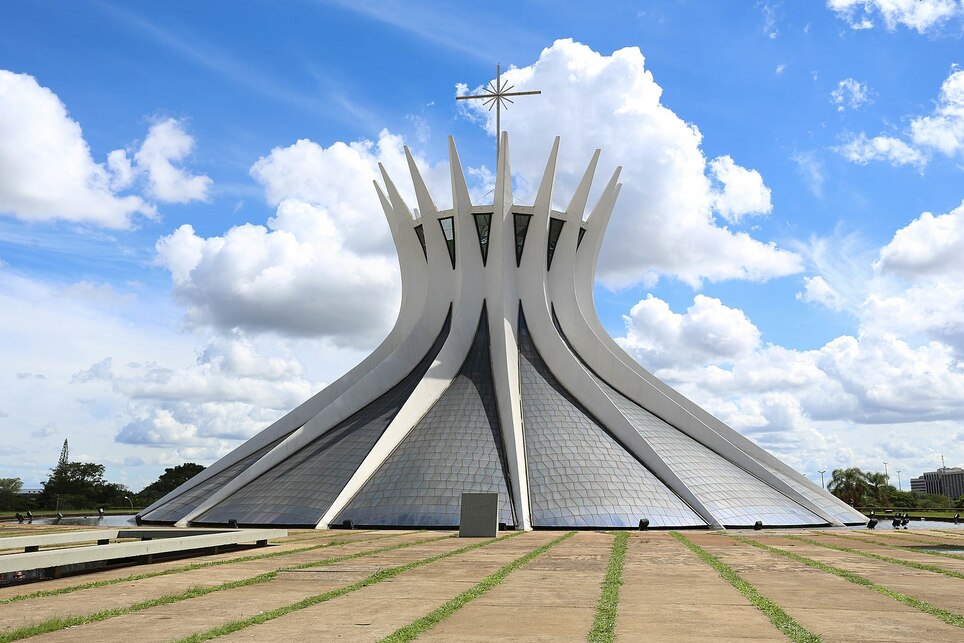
(0, 530, 422, 606)
(381, 531, 576, 643)
(276, 529, 376, 543)
(586, 531, 628, 643)
(733, 536, 964, 629)
(176, 531, 526, 642)
(671, 532, 821, 643)
(0, 532, 449, 641)
(822, 532, 964, 561)
(783, 535, 964, 578)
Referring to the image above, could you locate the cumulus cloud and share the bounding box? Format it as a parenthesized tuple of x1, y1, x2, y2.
(827, 0, 963, 33)
(617, 294, 761, 369)
(709, 155, 773, 223)
(133, 118, 212, 203)
(909, 68, 964, 157)
(0, 70, 152, 228)
(875, 200, 964, 278)
(830, 78, 872, 111)
(839, 68, 964, 168)
(796, 275, 846, 310)
(459, 39, 801, 288)
(615, 199, 964, 473)
(155, 130, 449, 345)
(74, 337, 313, 447)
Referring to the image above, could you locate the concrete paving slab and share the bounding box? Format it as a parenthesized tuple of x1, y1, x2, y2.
(0, 529, 410, 601)
(0, 531, 442, 636)
(693, 533, 964, 642)
(745, 535, 964, 613)
(419, 532, 610, 642)
(616, 534, 784, 642)
(218, 532, 560, 642)
(807, 531, 964, 573)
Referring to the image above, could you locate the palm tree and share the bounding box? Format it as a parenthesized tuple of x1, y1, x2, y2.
(829, 467, 869, 506)
(865, 472, 890, 506)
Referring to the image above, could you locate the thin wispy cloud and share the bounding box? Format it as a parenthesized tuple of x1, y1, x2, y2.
(316, 0, 543, 63)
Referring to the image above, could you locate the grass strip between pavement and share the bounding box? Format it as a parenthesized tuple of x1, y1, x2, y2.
(0, 532, 448, 642)
(0, 530, 420, 605)
(812, 532, 964, 562)
(784, 535, 964, 578)
(176, 531, 526, 642)
(586, 531, 628, 643)
(671, 532, 822, 643)
(381, 531, 576, 643)
(278, 529, 376, 544)
(733, 536, 964, 629)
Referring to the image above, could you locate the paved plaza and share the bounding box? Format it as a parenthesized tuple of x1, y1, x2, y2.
(2, 522, 963, 641)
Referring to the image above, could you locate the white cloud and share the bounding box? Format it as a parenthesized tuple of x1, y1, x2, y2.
(827, 0, 963, 33)
(796, 275, 845, 310)
(617, 294, 761, 369)
(134, 118, 212, 203)
(615, 199, 964, 475)
(0, 70, 152, 228)
(460, 39, 802, 288)
(155, 130, 451, 345)
(837, 133, 926, 167)
(838, 69, 964, 169)
(875, 200, 964, 278)
(709, 155, 773, 223)
(775, 64, 787, 76)
(909, 68, 964, 157)
(830, 78, 872, 111)
(75, 336, 313, 446)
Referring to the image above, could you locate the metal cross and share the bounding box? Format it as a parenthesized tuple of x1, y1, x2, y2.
(457, 63, 541, 165)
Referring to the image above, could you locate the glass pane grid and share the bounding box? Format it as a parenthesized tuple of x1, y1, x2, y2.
(594, 377, 823, 527)
(518, 310, 704, 528)
(193, 314, 452, 526)
(337, 312, 515, 527)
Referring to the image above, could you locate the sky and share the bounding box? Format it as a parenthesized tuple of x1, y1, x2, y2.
(1, 1, 963, 492)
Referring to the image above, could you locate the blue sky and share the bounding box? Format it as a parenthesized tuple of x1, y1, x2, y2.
(1, 1, 962, 491)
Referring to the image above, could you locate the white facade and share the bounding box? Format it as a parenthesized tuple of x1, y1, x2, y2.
(139, 135, 866, 529)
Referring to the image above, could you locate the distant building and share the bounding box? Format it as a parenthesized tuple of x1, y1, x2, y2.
(910, 476, 927, 494)
(17, 488, 42, 496)
(912, 468, 964, 499)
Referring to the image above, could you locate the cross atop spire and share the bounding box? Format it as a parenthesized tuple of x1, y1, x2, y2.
(456, 64, 541, 166)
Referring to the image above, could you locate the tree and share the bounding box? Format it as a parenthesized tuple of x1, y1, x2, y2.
(0, 477, 23, 510)
(828, 467, 870, 506)
(136, 463, 205, 505)
(40, 461, 127, 509)
(865, 471, 890, 506)
(0, 477, 22, 495)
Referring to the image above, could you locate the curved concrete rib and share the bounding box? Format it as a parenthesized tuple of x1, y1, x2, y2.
(176, 174, 456, 526)
(152, 132, 859, 530)
(142, 170, 429, 521)
(560, 168, 848, 525)
(319, 137, 485, 527)
(514, 159, 718, 528)
(486, 132, 533, 529)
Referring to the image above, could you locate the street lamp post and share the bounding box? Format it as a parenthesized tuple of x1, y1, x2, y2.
(123, 496, 133, 510)
(883, 461, 888, 479)
(818, 470, 826, 489)
(897, 470, 901, 491)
